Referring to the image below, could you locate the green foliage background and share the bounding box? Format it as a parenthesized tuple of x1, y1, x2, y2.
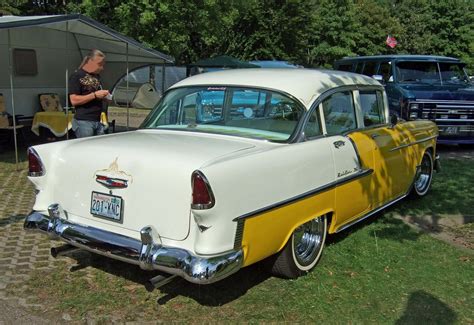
(2, 0, 473, 72)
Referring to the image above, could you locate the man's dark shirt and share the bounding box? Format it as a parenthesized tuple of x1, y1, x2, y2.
(68, 69, 103, 121)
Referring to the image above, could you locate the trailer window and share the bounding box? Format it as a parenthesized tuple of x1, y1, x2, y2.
(13, 49, 38, 76)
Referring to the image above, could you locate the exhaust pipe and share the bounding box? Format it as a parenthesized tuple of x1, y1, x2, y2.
(145, 274, 178, 292)
(51, 244, 81, 258)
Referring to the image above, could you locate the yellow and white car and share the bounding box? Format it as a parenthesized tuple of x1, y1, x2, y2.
(24, 69, 439, 289)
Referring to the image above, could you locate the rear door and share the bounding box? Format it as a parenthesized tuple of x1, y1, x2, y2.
(318, 90, 374, 225)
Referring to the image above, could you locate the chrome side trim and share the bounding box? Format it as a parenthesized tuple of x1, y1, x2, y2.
(434, 119, 474, 122)
(234, 219, 245, 250)
(389, 135, 438, 152)
(415, 99, 474, 105)
(24, 205, 243, 285)
(335, 156, 429, 233)
(233, 168, 373, 222)
(335, 194, 406, 233)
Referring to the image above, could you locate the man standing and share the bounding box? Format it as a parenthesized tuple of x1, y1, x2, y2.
(69, 49, 110, 138)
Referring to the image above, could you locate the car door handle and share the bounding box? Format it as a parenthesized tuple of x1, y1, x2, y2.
(371, 133, 380, 139)
(333, 140, 345, 149)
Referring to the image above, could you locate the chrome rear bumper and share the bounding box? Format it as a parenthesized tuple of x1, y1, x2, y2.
(24, 204, 243, 284)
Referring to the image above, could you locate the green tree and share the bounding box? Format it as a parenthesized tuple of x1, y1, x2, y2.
(226, 0, 314, 65)
(353, 0, 403, 56)
(390, 0, 434, 54)
(428, 0, 474, 72)
(0, 0, 27, 15)
(307, 0, 361, 67)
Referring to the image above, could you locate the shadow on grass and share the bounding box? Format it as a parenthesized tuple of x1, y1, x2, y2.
(326, 206, 423, 246)
(396, 290, 457, 324)
(63, 249, 271, 306)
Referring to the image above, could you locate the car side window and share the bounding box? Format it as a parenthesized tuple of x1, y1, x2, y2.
(379, 61, 393, 82)
(338, 64, 353, 72)
(303, 107, 322, 138)
(360, 91, 385, 126)
(322, 91, 357, 135)
(362, 61, 377, 76)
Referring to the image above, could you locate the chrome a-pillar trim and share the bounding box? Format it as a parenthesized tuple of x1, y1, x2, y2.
(24, 204, 243, 285)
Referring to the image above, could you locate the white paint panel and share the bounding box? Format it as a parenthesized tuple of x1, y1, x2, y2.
(193, 137, 336, 254)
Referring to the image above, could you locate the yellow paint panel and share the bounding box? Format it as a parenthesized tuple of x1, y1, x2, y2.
(241, 190, 334, 267)
(331, 175, 373, 230)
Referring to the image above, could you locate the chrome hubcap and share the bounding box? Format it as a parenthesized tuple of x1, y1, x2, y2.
(293, 217, 325, 266)
(415, 154, 432, 193)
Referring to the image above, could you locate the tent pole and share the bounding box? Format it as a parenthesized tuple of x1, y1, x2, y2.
(65, 21, 69, 140)
(126, 42, 129, 130)
(7, 29, 19, 170)
(162, 63, 165, 95)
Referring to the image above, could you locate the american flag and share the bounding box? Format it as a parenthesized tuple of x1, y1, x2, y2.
(386, 35, 398, 48)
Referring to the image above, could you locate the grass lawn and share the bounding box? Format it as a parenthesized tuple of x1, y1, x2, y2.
(1, 149, 473, 323)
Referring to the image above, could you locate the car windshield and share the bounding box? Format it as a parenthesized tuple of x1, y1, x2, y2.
(396, 61, 469, 84)
(141, 86, 305, 141)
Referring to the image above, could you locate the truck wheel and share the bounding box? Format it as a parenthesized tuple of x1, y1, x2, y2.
(411, 151, 434, 197)
(271, 215, 327, 279)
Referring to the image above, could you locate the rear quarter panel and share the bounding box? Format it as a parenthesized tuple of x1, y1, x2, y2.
(195, 137, 337, 266)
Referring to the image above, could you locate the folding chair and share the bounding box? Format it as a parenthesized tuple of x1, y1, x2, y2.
(0, 93, 27, 147)
(39, 93, 63, 112)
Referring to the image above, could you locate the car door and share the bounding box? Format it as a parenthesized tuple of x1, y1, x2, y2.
(349, 89, 411, 207)
(316, 90, 374, 226)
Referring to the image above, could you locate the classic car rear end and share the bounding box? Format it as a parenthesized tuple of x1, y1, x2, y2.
(25, 69, 439, 289)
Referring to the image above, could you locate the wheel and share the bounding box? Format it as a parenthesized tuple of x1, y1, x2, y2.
(271, 215, 327, 279)
(411, 150, 434, 197)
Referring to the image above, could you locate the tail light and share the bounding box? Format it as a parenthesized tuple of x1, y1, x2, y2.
(28, 148, 45, 177)
(191, 171, 215, 209)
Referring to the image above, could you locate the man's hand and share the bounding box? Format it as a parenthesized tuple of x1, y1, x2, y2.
(70, 89, 110, 106)
(94, 90, 110, 99)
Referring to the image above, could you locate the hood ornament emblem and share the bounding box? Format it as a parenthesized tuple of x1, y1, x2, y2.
(94, 157, 133, 189)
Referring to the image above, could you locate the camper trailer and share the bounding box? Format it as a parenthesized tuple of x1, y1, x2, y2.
(0, 15, 174, 122)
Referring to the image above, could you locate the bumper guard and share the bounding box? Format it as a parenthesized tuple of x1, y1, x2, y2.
(24, 204, 243, 284)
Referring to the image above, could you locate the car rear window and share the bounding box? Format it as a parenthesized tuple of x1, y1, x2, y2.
(141, 86, 305, 142)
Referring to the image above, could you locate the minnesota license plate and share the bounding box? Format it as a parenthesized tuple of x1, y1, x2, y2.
(90, 191, 123, 222)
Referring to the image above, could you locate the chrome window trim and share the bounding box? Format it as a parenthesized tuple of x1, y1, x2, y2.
(141, 85, 307, 144)
(294, 84, 384, 142)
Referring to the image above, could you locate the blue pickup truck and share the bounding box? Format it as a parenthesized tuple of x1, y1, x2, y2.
(334, 55, 474, 145)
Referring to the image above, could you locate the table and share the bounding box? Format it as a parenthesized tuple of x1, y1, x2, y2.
(31, 111, 74, 137)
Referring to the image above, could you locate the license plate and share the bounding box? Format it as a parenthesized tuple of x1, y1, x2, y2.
(90, 191, 123, 222)
(445, 126, 459, 135)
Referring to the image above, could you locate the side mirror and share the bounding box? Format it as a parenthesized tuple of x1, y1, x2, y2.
(372, 75, 383, 82)
(390, 113, 398, 126)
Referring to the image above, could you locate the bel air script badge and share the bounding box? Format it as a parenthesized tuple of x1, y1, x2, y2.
(94, 158, 133, 189)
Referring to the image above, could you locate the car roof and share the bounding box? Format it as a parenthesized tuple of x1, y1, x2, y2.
(170, 68, 381, 107)
(335, 54, 461, 63)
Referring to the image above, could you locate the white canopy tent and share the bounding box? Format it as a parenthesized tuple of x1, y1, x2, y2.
(0, 14, 174, 168)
